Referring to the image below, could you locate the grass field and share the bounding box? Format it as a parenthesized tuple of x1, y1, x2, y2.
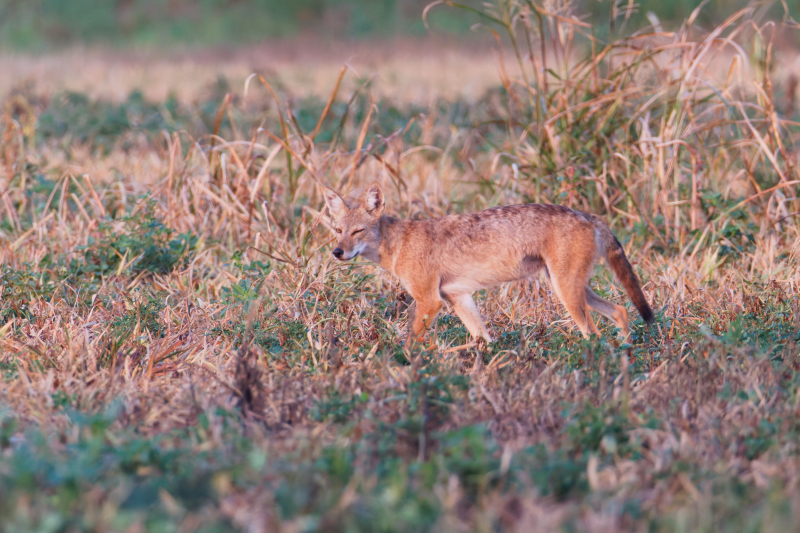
(2, 2, 800, 532)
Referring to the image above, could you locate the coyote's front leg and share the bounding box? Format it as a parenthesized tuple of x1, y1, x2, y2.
(444, 292, 493, 343)
(404, 280, 444, 347)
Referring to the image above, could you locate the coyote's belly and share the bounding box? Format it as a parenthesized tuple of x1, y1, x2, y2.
(438, 249, 548, 295)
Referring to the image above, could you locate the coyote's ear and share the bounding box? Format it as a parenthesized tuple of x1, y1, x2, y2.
(364, 182, 384, 216)
(323, 187, 349, 220)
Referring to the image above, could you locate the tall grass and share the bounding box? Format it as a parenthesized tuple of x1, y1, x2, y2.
(431, 0, 800, 264)
(0, 1, 799, 531)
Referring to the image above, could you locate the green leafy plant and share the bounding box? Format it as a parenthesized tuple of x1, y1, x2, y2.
(73, 201, 197, 278)
(0, 262, 61, 323)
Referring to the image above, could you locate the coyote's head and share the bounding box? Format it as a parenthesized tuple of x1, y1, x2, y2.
(322, 183, 385, 262)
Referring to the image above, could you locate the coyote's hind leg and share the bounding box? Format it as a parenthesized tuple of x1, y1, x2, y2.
(547, 264, 597, 338)
(585, 286, 629, 337)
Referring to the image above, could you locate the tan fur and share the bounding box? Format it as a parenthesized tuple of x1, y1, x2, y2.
(323, 183, 654, 345)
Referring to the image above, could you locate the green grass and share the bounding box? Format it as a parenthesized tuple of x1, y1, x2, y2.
(2, 298, 799, 530)
(0, 0, 476, 49)
(1, 0, 796, 50)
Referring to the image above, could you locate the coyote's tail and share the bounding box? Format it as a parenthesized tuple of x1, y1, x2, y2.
(595, 219, 654, 324)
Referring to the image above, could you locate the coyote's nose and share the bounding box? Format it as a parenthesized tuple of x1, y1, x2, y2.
(332, 248, 344, 259)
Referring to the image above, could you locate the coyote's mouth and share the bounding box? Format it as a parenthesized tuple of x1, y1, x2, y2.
(341, 243, 367, 261)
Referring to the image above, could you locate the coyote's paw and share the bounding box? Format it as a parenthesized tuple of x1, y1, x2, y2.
(474, 336, 493, 351)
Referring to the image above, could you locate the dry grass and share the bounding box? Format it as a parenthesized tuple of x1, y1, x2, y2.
(0, 37, 507, 105)
(1, 2, 800, 532)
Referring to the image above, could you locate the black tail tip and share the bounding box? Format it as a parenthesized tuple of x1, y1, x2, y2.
(641, 307, 655, 325)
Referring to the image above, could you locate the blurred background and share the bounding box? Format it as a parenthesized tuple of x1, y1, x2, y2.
(2, 0, 797, 106)
(0, 0, 795, 50)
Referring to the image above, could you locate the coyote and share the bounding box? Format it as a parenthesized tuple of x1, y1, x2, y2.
(323, 183, 653, 345)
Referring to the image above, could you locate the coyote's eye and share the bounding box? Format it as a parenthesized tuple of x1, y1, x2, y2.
(335, 228, 342, 234)
(351, 228, 364, 236)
